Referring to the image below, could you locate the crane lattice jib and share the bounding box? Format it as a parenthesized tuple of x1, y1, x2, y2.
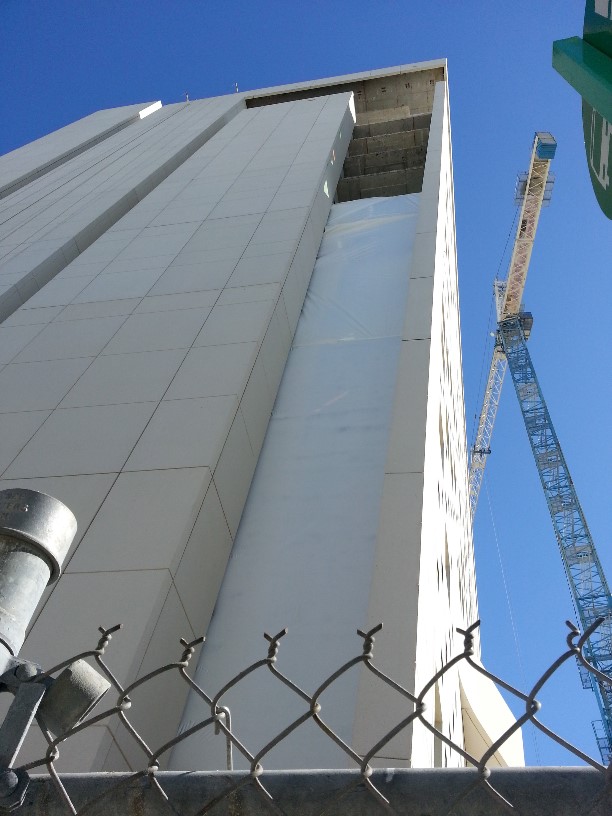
(500, 133, 556, 321)
(468, 349, 506, 520)
(500, 316, 612, 762)
(468, 134, 556, 520)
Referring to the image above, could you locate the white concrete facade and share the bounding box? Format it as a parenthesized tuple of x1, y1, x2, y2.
(0, 62, 522, 771)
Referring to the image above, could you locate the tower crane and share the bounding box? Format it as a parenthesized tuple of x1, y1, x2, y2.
(468, 133, 612, 763)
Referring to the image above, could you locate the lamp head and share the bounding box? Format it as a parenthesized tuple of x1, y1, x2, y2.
(37, 660, 111, 738)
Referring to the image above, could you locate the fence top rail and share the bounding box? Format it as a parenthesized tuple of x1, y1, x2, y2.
(24, 767, 612, 816)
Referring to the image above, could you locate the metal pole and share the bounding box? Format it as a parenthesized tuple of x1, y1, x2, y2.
(0, 489, 110, 811)
(0, 489, 76, 675)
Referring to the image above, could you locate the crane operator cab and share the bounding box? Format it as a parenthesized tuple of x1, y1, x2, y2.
(518, 311, 534, 340)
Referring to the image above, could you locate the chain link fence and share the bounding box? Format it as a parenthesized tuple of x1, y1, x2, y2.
(2, 616, 608, 815)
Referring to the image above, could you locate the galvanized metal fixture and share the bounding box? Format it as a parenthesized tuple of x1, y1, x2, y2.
(0, 489, 110, 812)
(0, 489, 75, 662)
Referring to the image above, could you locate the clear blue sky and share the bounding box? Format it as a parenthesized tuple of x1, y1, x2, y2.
(2, 1, 611, 766)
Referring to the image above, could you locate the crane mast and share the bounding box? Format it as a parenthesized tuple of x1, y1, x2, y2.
(468, 133, 612, 762)
(500, 317, 612, 762)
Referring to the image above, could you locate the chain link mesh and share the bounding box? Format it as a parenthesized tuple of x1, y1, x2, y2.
(8, 617, 612, 815)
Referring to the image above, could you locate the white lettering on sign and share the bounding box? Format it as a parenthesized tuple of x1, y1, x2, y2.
(589, 110, 611, 190)
(594, 0, 612, 19)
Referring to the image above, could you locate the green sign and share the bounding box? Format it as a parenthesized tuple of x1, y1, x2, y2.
(553, 1, 612, 218)
(584, 2, 612, 217)
(584, 1, 612, 59)
(582, 100, 612, 218)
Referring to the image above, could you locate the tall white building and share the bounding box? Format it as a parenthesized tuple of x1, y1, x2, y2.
(0, 62, 522, 771)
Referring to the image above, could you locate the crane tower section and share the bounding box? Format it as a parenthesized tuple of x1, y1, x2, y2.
(500, 317, 612, 763)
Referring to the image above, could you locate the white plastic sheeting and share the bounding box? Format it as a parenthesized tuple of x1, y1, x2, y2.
(172, 194, 420, 771)
(296, 196, 420, 346)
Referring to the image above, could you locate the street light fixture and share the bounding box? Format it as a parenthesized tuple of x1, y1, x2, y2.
(0, 489, 111, 811)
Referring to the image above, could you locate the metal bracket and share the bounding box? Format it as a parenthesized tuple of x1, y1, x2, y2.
(0, 681, 46, 812)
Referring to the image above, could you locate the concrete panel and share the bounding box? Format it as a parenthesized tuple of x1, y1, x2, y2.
(149, 260, 235, 295)
(459, 665, 524, 768)
(239, 356, 274, 460)
(134, 290, 219, 314)
(193, 300, 274, 347)
(17, 721, 114, 775)
(207, 195, 272, 219)
(0, 96, 246, 324)
(55, 298, 140, 321)
(415, 188, 441, 236)
(0, 323, 46, 363)
(227, 252, 294, 287)
(408, 230, 438, 279)
(21, 568, 172, 703)
(217, 283, 277, 304)
(97, 254, 175, 276)
(149, 200, 217, 227)
(0, 471, 119, 678)
(0, 102, 158, 199)
(117, 230, 195, 261)
(0, 305, 64, 326)
(165, 342, 257, 400)
(352, 471, 424, 760)
(259, 299, 292, 397)
(99, 739, 131, 772)
(20, 275, 96, 308)
(0, 410, 51, 472)
(183, 215, 261, 252)
(228, 170, 286, 195)
(124, 395, 238, 472)
(173, 481, 234, 634)
(67, 467, 212, 573)
(0, 357, 94, 414)
(241, 238, 298, 259)
(4, 401, 157, 477)
(104, 583, 195, 771)
(403, 276, 435, 340)
(101, 308, 209, 354)
(56, 260, 110, 279)
(0, 271, 32, 287)
(281, 259, 308, 335)
(13, 276, 42, 305)
(73, 234, 137, 263)
(268, 188, 316, 212)
(212, 408, 256, 538)
(13, 315, 126, 362)
(385, 339, 431, 475)
(58, 348, 186, 408)
(249, 209, 310, 245)
(72, 267, 167, 303)
(0, 472, 117, 560)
